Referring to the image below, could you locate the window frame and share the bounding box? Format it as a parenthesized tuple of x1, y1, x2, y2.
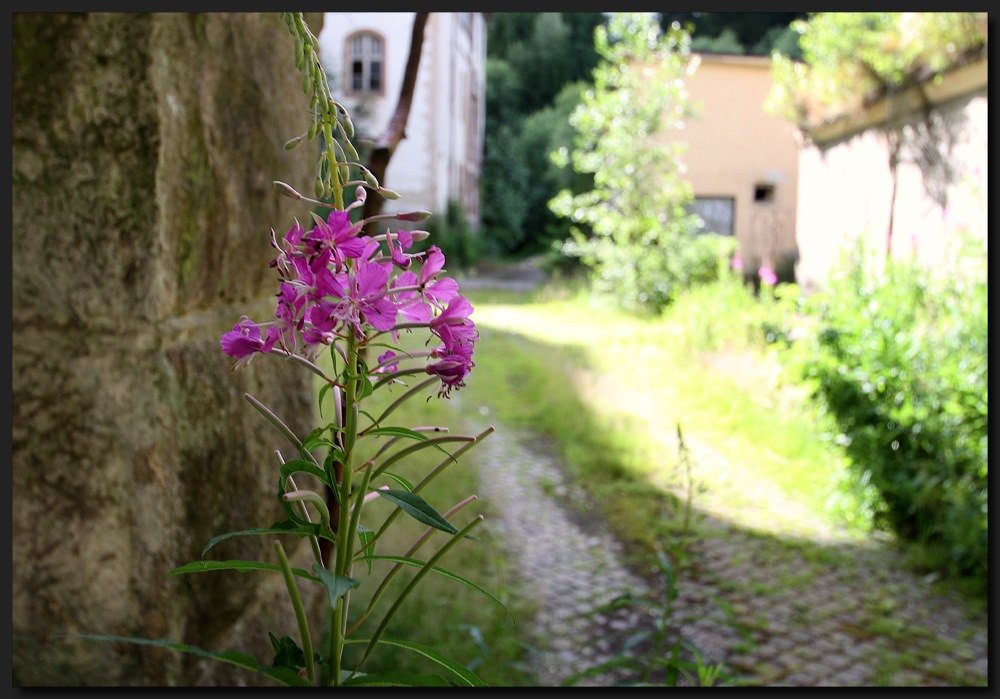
(345, 30, 385, 97)
(688, 195, 736, 237)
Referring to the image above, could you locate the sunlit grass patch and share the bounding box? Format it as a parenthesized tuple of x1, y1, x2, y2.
(465, 287, 863, 544)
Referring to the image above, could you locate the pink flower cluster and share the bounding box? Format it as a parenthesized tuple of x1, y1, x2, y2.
(221, 209, 477, 397)
(758, 265, 777, 286)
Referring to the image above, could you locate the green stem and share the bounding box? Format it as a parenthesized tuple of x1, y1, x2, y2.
(352, 515, 485, 677)
(343, 460, 374, 572)
(274, 540, 314, 686)
(330, 330, 359, 685)
(347, 495, 477, 636)
(370, 427, 493, 549)
(369, 376, 439, 427)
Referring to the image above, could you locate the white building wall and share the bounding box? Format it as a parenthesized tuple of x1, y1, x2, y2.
(796, 90, 988, 293)
(318, 12, 485, 227)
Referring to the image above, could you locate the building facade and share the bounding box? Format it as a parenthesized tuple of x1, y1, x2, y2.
(319, 12, 487, 227)
(656, 52, 801, 280)
(793, 55, 987, 292)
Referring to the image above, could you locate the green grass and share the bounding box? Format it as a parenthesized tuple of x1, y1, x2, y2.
(464, 284, 865, 550)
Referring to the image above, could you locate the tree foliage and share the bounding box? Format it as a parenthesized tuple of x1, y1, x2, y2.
(661, 12, 806, 57)
(768, 12, 987, 129)
(479, 13, 605, 257)
(550, 13, 734, 312)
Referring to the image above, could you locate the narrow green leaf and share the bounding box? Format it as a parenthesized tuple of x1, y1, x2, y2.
(245, 393, 310, 461)
(165, 559, 320, 584)
(311, 564, 359, 610)
(359, 408, 379, 428)
(344, 637, 487, 687)
(317, 383, 334, 419)
(355, 516, 484, 675)
(375, 490, 459, 535)
(301, 433, 337, 454)
(280, 458, 330, 488)
(357, 525, 375, 574)
(379, 472, 414, 492)
(201, 520, 318, 557)
(363, 426, 429, 441)
(372, 436, 473, 479)
(342, 670, 451, 687)
(367, 555, 514, 624)
(321, 452, 344, 507)
(65, 635, 310, 687)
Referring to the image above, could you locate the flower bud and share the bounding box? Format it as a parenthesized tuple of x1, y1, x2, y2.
(377, 187, 402, 200)
(314, 177, 325, 199)
(283, 136, 301, 151)
(307, 120, 318, 141)
(302, 73, 311, 95)
(342, 135, 359, 161)
(362, 168, 380, 189)
(396, 210, 432, 222)
(273, 181, 302, 199)
(333, 101, 354, 138)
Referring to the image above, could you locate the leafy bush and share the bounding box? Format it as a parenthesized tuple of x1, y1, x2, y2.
(563, 233, 735, 314)
(792, 234, 987, 584)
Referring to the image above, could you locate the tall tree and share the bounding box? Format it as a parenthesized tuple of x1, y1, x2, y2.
(660, 11, 806, 51)
(480, 12, 605, 256)
(550, 12, 734, 311)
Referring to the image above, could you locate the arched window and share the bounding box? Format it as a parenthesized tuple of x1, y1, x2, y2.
(347, 31, 384, 95)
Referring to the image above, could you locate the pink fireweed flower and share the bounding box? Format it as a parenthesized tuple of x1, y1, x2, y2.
(396, 247, 460, 322)
(269, 220, 308, 278)
(267, 281, 306, 353)
(385, 229, 414, 270)
(758, 266, 777, 286)
(429, 294, 475, 334)
(373, 350, 401, 374)
(731, 257, 744, 271)
(304, 210, 366, 269)
(426, 352, 475, 397)
(221, 316, 272, 368)
(302, 300, 340, 358)
(320, 260, 399, 340)
(429, 294, 478, 363)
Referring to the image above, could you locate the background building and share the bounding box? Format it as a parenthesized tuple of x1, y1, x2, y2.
(657, 52, 801, 280)
(320, 12, 487, 228)
(793, 54, 987, 292)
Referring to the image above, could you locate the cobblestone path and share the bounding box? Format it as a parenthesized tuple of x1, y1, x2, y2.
(458, 264, 986, 687)
(473, 422, 988, 687)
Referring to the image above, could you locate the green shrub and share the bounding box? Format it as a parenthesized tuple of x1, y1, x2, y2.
(665, 257, 803, 353)
(792, 235, 987, 584)
(421, 199, 480, 270)
(563, 233, 735, 313)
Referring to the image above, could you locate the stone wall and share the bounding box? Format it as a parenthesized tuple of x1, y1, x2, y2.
(13, 12, 326, 685)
